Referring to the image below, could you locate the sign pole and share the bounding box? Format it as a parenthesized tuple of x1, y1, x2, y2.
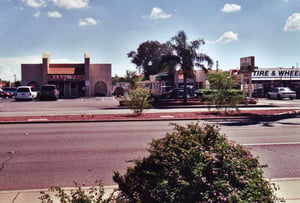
(248, 73, 252, 98)
(240, 56, 255, 101)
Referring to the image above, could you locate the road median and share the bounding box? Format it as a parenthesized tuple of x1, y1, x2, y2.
(0, 109, 299, 124)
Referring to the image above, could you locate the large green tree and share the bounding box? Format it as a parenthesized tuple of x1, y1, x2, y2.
(128, 41, 171, 80)
(161, 30, 213, 102)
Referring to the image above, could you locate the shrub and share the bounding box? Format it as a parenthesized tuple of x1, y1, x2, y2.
(128, 88, 152, 115)
(39, 180, 115, 203)
(113, 122, 284, 203)
(207, 72, 244, 112)
(210, 89, 244, 112)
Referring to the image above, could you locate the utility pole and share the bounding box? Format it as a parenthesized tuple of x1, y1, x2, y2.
(216, 61, 219, 72)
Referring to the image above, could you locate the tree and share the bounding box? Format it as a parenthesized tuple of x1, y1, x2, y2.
(128, 87, 152, 115)
(113, 122, 284, 203)
(207, 72, 243, 112)
(128, 41, 171, 79)
(112, 70, 142, 86)
(161, 31, 213, 103)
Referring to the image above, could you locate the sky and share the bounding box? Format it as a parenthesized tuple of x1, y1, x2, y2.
(0, 0, 300, 81)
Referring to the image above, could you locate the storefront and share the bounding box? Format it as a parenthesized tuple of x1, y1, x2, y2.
(252, 68, 300, 98)
(21, 53, 112, 98)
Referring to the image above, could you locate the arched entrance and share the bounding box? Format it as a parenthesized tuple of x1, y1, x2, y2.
(94, 81, 107, 96)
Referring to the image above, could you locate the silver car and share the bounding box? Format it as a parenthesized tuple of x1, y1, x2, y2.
(15, 86, 38, 101)
(267, 87, 296, 100)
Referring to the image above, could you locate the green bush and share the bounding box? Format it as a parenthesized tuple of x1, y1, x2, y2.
(201, 89, 243, 111)
(113, 122, 284, 203)
(128, 88, 152, 115)
(39, 180, 115, 203)
(206, 72, 244, 112)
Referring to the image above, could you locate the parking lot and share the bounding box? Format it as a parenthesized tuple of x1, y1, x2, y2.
(0, 97, 121, 116)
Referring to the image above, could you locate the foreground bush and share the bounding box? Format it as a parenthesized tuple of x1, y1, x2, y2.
(39, 180, 114, 203)
(113, 122, 284, 203)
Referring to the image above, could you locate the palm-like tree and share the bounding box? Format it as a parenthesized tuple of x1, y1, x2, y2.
(162, 30, 213, 103)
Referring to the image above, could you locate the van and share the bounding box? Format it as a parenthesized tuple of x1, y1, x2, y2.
(39, 85, 59, 100)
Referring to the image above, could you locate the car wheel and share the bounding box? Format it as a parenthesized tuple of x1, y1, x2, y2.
(290, 96, 294, 100)
(277, 94, 281, 100)
(267, 94, 271, 99)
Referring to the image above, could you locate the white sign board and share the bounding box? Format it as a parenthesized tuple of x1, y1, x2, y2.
(252, 68, 300, 80)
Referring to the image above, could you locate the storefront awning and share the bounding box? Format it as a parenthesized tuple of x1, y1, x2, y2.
(155, 73, 168, 81)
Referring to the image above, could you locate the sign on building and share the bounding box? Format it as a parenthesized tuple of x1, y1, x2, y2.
(252, 68, 300, 80)
(240, 56, 255, 73)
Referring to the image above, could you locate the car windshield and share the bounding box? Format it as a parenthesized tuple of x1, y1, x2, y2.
(42, 86, 55, 90)
(280, 88, 292, 91)
(18, 88, 30, 92)
(3, 88, 16, 91)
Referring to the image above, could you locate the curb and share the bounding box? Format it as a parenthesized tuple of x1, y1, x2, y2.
(0, 110, 300, 125)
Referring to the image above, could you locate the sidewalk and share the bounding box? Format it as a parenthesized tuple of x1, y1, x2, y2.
(1, 179, 300, 203)
(0, 185, 117, 203)
(271, 178, 300, 202)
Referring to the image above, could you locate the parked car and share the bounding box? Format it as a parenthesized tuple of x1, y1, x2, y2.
(267, 87, 296, 100)
(2, 87, 17, 98)
(15, 86, 38, 101)
(0, 88, 13, 98)
(39, 85, 59, 100)
(113, 87, 124, 97)
(159, 88, 198, 99)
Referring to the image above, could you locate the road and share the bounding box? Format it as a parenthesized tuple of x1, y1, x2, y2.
(1, 119, 300, 191)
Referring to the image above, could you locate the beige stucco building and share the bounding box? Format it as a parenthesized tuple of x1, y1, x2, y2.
(21, 53, 111, 98)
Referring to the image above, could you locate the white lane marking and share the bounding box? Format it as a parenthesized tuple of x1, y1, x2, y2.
(242, 142, 300, 146)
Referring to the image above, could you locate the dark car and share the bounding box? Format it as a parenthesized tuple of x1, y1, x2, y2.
(160, 88, 198, 99)
(113, 86, 124, 97)
(39, 85, 59, 100)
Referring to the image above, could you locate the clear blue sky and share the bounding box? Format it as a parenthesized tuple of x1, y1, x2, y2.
(0, 0, 300, 81)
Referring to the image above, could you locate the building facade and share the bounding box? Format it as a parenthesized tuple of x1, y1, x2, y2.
(21, 53, 111, 98)
(251, 67, 300, 98)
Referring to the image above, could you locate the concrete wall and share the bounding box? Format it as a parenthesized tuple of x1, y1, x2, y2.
(21, 64, 43, 86)
(90, 64, 112, 96)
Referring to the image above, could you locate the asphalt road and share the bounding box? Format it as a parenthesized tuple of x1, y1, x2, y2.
(1, 119, 300, 191)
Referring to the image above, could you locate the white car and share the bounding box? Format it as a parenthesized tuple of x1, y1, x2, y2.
(267, 87, 296, 100)
(15, 86, 38, 101)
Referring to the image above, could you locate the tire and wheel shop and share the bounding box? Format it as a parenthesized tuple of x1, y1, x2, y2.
(251, 68, 300, 98)
(237, 56, 300, 98)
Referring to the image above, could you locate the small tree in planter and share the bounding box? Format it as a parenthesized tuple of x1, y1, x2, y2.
(128, 87, 152, 116)
(207, 72, 243, 112)
(113, 122, 284, 203)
